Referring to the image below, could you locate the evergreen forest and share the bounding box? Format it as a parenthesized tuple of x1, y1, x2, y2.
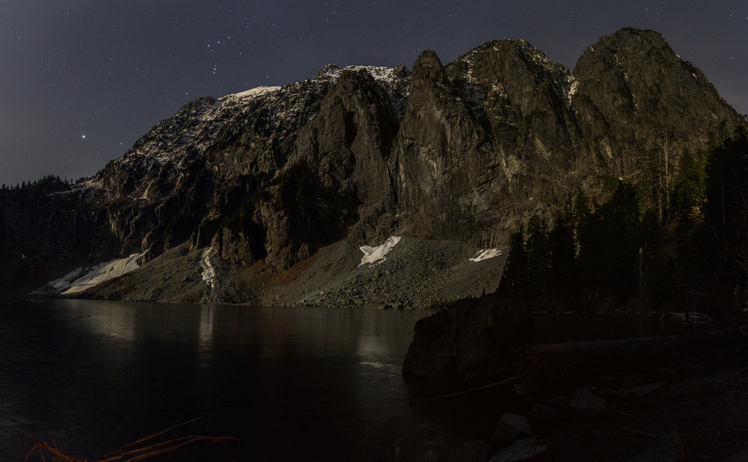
(497, 128, 748, 323)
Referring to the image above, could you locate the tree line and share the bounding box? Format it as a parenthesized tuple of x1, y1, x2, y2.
(0, 175, 76, 191)
(498, 128, 748, 315)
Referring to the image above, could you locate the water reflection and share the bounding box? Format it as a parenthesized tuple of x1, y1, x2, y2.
(0, 299, 432, 461)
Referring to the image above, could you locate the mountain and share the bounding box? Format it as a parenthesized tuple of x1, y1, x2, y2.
(0, 28, 744, 303)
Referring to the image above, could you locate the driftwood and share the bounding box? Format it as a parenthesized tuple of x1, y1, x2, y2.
(12, 417, 237, 462)
(516, 328, 743, 388)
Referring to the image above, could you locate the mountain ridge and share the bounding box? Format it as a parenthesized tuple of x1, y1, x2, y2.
(0, 28, 744, 302)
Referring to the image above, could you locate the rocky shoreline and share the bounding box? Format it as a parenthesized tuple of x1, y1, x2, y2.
(349, 328, 748, 462)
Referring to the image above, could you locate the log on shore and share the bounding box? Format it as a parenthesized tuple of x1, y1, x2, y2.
(516, 328, 744, 388)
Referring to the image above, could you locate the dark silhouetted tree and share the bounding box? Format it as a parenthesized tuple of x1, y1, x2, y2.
(548, 203, 577, 298)
(672, 148, 706, 225)
(498, 226, 528, 300)
(525, 215, 549, 295)
(703, 128, 748, 302)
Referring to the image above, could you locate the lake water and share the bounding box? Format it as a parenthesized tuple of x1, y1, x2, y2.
(0, 299, 701, 461)
(1, 299, 477, 462)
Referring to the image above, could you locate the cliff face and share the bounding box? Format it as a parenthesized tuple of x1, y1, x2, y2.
(0, 28, 744, 294)
(571, 28, 739, 174)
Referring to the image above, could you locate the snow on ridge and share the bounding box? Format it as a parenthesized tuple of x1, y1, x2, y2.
(95, 62, 409, 193)
(224, 86, 282, 100)
(360, 236, 401, 266)
(469, 249, 502, 262)
(314, 64, 403, 84)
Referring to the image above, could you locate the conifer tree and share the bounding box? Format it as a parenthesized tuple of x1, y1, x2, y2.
(526, 215, 549, 295)
(672, 149, 705, 223)
(548, 203, 577, 298)
(498, 226, 528, 300)
(704, 128, 748, 282)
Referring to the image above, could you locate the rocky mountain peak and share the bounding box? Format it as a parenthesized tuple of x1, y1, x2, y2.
(1, 28, 745, 297)
(571, 28, 742, 175)
(411, 49, 449, 86)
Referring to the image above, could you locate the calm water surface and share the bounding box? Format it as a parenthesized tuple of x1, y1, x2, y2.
(0, 299, 450, 461)
(0, 299, 697, 461)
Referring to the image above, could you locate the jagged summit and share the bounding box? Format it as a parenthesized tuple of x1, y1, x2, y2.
(1, 28, 745, 300)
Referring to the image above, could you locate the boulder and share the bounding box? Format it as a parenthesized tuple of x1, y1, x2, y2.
(565, 388, 608, 421)
(492, 414, 533, 444)
(545, 395, 574, 413)
(402, 296, 533, 378)
(527, 404, 564, 427)
(448, 440, 491, 462)
(595, 387, 630, 403)
(624, 430, 686, 462)
(723, 448, 748, 462)
(488, 438, 548, 462)
(513, 384, 531, 397)
(630, 382, 671, 407)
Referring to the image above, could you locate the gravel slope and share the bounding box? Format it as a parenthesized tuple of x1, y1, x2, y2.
(266, 236, 506, 309)
(80, 237, 506, 309)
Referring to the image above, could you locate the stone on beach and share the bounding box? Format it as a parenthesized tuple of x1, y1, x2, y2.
(488, 438, 548, 462)
(630, 382, 671, 407)
(527, 404, 564, 427)
(492, 414, 533, 444)
(565, 388, 608, 421)
(624, 429, 686, 462)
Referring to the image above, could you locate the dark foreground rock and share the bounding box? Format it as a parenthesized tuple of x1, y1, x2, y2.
(624, 429, 686, 462)
(402, 296, 533, 378)
(491, 414, 533, 445)
(565, 388, 608, 421)
(488, 438, 547, 462)
(725, 448, 748, 462)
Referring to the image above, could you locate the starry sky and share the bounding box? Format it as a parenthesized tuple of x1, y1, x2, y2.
(1, 0, 746, 186)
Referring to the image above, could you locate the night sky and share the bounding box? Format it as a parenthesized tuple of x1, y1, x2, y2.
(1, 0, 746, 187)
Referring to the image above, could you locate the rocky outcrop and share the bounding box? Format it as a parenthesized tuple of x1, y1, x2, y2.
(402, 296, 533, 378)
(0, 28, 745, 296)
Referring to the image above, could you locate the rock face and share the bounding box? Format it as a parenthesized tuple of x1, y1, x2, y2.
(402, 296, 533, 378)
(0, 28, 744, 297)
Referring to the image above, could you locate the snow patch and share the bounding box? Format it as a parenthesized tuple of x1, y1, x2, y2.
(48, 267, 88, 291)
(63, 254, 143, 295)
(200, 248, 216, 289)
(567, 78, 579, 102)
(360, 236, 401, 266)
(469, 249, 502, 262)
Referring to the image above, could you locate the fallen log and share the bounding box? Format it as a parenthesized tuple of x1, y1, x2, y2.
(516, 328, 744, 388)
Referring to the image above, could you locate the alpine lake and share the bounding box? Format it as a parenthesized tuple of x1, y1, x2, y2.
(0, 298, 688, 461)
